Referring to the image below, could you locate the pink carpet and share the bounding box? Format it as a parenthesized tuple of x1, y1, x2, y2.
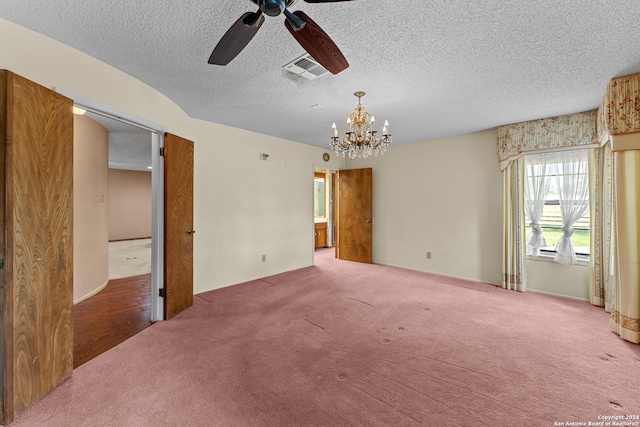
(10, 248, 640, 426)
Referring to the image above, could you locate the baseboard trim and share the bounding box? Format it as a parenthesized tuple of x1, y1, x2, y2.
(373, 261, 501, 287)
(74, 278, 109, 305)
(109, 237, 152, 243)
(527, 288, 590, 302)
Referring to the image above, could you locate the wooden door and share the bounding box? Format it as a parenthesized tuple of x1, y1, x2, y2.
(336, 168, 372, 263)
(0, 70, 7, 424)
(0, 70, 74, 424)
(163, 133, 194, 319)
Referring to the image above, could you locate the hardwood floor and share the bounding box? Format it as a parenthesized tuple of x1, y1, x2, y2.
(73, 274, 152, 368)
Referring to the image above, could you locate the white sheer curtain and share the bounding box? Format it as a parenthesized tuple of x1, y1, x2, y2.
(524, 154, 555, 256)
(554, 150, 590, 265)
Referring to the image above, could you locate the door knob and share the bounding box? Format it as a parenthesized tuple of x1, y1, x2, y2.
(187, 229, 195, 235)
(366, 219, 371, 223)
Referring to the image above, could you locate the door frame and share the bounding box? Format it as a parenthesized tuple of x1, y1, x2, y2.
(54, 89, 167, 321)
(312, 166, 338, 264)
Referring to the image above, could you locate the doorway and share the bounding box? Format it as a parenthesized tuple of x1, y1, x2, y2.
(314, 168, 336, 250)
(315, 167, 373, 264)
(69, 99, 166, 366)
(100, 114, 154, 281)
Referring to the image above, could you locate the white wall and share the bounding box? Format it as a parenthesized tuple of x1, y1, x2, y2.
(350, 130, 504, 285)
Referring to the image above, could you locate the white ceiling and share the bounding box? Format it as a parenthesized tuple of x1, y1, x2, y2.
(2, 0, 640, 151)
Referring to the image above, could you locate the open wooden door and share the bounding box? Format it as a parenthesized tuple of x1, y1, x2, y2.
(163, 133, 194, 319)
(1, 70, 74, 424)
(336, 168, 372, 263)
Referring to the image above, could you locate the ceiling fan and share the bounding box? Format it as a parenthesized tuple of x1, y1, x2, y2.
(208, 0, 351, 75)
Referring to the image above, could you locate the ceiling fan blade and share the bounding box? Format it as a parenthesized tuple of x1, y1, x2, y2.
(284, 11, 349, 75)
(208, 12, 265, 65)
(304, 0, 352, 3)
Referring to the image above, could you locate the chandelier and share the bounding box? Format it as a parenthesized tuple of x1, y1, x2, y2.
(330, 91, 391, 159)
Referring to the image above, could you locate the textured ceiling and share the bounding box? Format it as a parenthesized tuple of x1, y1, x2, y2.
(2, 0, 640, 152)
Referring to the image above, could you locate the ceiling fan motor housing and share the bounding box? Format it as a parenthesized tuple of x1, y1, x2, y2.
(253, 0, 297, 16)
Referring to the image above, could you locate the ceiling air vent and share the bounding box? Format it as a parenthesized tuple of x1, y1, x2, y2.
(283, 54, 329, 80)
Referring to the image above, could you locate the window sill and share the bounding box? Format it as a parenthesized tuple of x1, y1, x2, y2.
(526, 254, 589, 267)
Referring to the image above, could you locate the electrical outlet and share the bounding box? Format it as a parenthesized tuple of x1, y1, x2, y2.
(426, 252, 432, 259)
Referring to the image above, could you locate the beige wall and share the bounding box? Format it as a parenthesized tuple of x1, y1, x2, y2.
(193, 120, 345, 292)
(0, 18, 589, 301)
(0, 18, 346, 297)
(526, 260, 590, 300)
(350, 130, 504, 285)
(73, 114, 109, 303)
(108, 169, 152, 241)
(347, 130, 591, 298)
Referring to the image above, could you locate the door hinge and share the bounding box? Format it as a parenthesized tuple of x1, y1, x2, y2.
(0, 259, 3, 269)
(160, 147, 165, 156)
(159, 288, 165, 298)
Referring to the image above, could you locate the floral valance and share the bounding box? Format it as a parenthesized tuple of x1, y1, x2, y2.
(598, 72, 640, 136)
(496, 110, 599, 170)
